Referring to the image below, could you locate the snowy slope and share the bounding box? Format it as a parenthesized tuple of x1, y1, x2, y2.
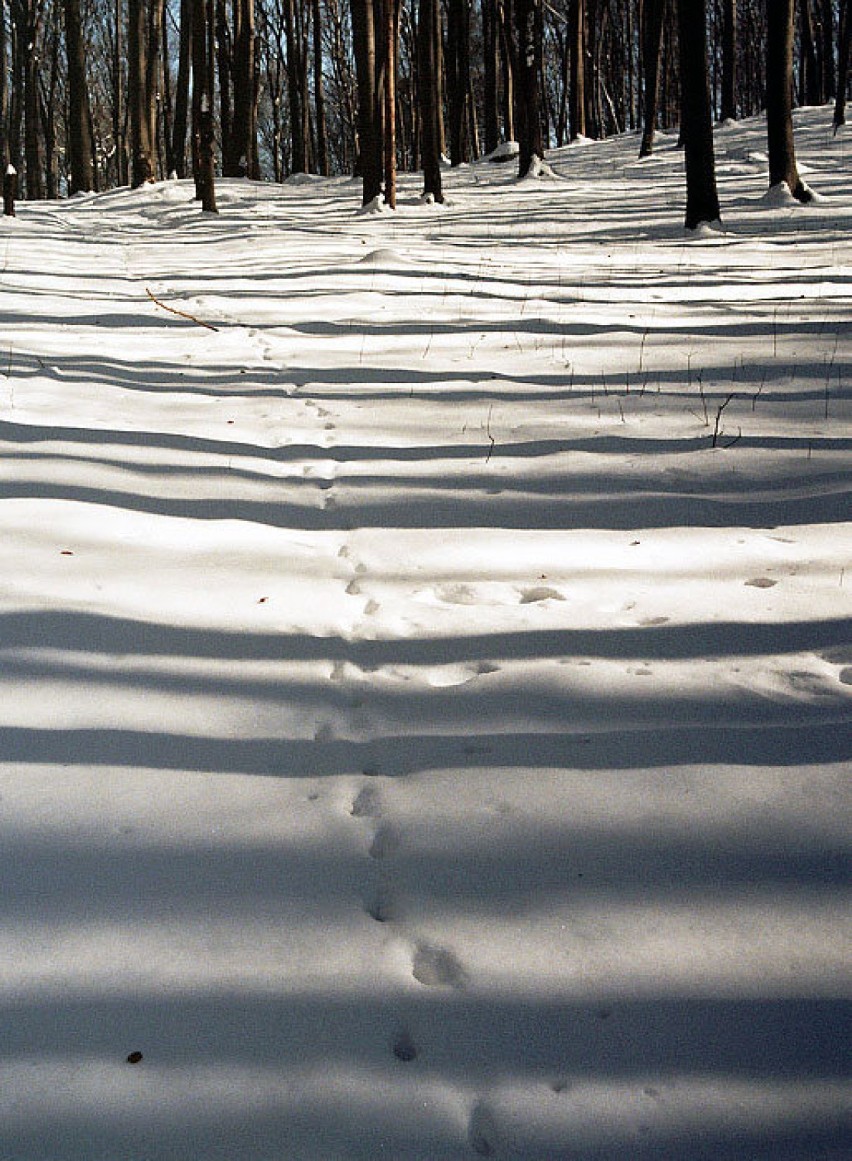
(0, 108, 849, 1159)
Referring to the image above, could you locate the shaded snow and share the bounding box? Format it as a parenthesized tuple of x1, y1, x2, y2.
(0, 108, 849, 1159)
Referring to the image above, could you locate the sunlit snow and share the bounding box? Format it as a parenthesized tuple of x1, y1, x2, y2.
(0, 109, 849, 1159)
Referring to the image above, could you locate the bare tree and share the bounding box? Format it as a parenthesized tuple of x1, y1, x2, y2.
(677, 0, 720, 228)
(766, 0, 812, 202)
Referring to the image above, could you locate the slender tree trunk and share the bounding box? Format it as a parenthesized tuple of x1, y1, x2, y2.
(638, 0, 665, 156)
(834, 0, 850, 130)
(482, 0, 499, 152)
(799, 0, 820, 105)
(64, 0, 95, 191)
(383, 0, 396, 204)
(418, 0, 442, 198)
(720, 0, 736, 121)
(114, 0, 128, 183)
(767, 0, 812, 201)
(171, 0, 191, 175)
(128, 0, 154, 185)
(351, 0, 382, 201)
(23, 3, 44, 198)
(192, 0, 217, 208)
(311, 0, 329, 174)
(228, 0, 257, 174)
(676, 0, 720, 228)
(0, 0, 8, 169)
(568, 0, 585, 139)
(284, 0, 306, 171)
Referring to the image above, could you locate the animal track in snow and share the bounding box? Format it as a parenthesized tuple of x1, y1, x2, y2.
(368, 822, 399, 861)
(411, 944, 467, 988)
(745, 576, 778, 588)
(468, 1101, 499, 1157)
(351, 784, 382, 818)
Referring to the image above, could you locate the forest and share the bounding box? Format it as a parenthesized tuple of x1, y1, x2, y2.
(0, 1, 849, 212)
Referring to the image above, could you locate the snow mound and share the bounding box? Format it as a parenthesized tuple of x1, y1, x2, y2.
(358, 247, 405, 266)
(356, 194, 390, 215)
(484, 141, 520, 163)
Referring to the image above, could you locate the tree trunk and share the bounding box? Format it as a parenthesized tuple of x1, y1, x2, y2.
(676, 0, 720, 228)
(638, 0, 665, 156)
(482, 0, 499, 152)
(64, 0, 95, 192)
(720, 0, 736, 122)
(834, 0, 850, 130)
(284, 0, 307, 172)
(311, 0, 329, 175)
(23, 4, 43, 198)
(446, 0, 471, 164)
(418, 0, 442, 198)
(351, 0, 382, 202)
(799, 0, 821, 105)
(568, 0, 585, 139)
(383, 0, 397, 205)
(512, 0, 544, 176)
(128, 0, 154, 185)
(192, 0, 217, 209)
(767, 0, 812, 201)
(171, 0, 192, 176)
(229, 0, 257, 175)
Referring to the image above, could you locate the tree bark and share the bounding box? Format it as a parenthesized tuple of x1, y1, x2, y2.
(383, 0, 397, 205)
(676, 0, 720, 228)
(512, 0, 544, 176)
(834, 0, 850, 130)
(720, 0, 736, 122)
(192, 0, 217, 209)
(568, 0, 585, 140)
(418, 0, 442, 199)
(350, 0, 382, 202)
(128, 0, 155, 185)
(170, 0, 192, 176)
(64, 0, 95, 192)
(767, 0, 812, 201)
(638, 0, 665, 157)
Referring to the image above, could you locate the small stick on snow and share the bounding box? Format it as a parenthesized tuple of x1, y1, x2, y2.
(145, 287, 219, 331)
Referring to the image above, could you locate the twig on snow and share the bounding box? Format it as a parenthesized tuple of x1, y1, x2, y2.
(145, 287, 219, 331)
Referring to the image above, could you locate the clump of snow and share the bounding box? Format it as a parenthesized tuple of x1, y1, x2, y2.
(520, 154, 558, 181)
(762, 181, 801, 207)
(356, 193, 390, 214)
(484, 140, 520, 163)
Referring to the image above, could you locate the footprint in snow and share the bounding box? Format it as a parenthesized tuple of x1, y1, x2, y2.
(468, 1101, 500, 1157)
(745, 577, 778, 588)
(351, 784, 382, 818)
(369, 823, 399, 861)
(412, 944, 467, 988)
(426, 661, 499, 688)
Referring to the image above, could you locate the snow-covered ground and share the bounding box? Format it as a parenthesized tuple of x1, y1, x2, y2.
(0, 107, 849, 1159)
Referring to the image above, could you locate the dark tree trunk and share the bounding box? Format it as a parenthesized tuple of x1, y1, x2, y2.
(799, 0, 821, 105)
(228, 0, 257, 175)
(23, 5, 43, 198)
(311, 0, 329, 175)
(114, 0, 128, 184)
(383, 0, 397, 205)
(512, 0, 544, 176)
(720, 0, 736, 122)
(171, 0, 192, 176)
(834, 0, 850, 130)
(418, 0, 442, 199)
(676, 0, 720, 228)
(482, 0, 499, 152)
(351, 0, 382, 202)
(192, 0, 217, 209)
(446, 0, 471, 164)
(638, 0, 665, 156)
(64, 0, 95, 192)
(284, 0, 307, 172)
(767, 0, 812, 201)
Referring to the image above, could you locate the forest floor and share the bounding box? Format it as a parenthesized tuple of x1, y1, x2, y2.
(0, 106, 849, 1159)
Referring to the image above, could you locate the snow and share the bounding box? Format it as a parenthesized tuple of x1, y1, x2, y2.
(0, 108, 849, 1159)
